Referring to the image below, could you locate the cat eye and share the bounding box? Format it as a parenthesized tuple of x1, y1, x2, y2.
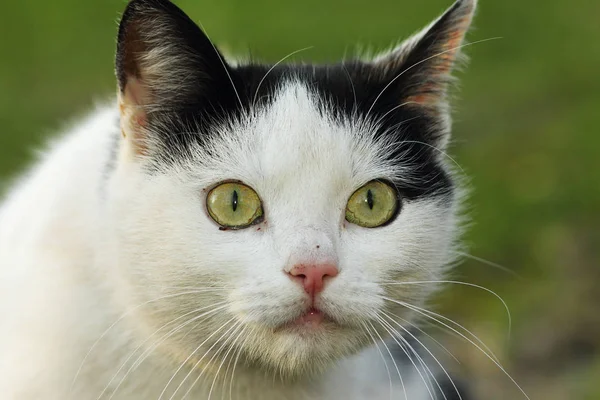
(206, 182, 264, 229)
(345, 181, 400, 228)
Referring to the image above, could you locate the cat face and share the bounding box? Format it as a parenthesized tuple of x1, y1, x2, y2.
(108, 0, 475, 376)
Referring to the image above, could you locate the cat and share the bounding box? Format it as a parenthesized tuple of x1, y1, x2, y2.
(0, 0, 477, 398)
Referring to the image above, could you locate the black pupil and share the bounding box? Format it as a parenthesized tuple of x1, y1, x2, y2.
(232, 190, 238, 212)
(366, 189, 374, 210)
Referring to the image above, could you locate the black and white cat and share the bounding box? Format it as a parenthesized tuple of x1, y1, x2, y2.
(0, 0, 478, 398)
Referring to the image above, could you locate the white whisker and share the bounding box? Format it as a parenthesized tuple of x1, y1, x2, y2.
(361, 322, 393, 400)
(196, 21, 243, 109)
(107, 304, 229, 400)
(98, 302, 227, 400)
(158, 317, 236, 400)
(392, 311, 461, 365)
(383, 296, 500, 363)
(341, 63, 358, 113)
(414, 305, 502, 364)
(70, 289, 227, 394)
(180, 322, 244, 400)
(370, 319, 408, 400)
(382, 311, 460, 400)
(376, 316, 435, 400)
(229, 327, 253, 400)
(252, 46, 315, 107)
(366, 37, 503, 116)
(219, 335, 239, 400)
(376, 101, 420, 125)
(206, 325, 247, 400)
(454, 251, 522, 279)
(380, 280, 512, 338)
(393, 140, 467, 177)
(171, 321, 241, 400)
(385, 298, 530, 399)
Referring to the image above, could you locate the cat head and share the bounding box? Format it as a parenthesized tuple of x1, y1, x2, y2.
(108, 0, 475, 377)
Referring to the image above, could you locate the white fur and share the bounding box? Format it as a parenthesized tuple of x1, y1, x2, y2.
(0, 80, 459, 399)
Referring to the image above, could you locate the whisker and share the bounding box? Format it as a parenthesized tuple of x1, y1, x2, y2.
(369, 319, 408, 400)
(396, 329, 446, 400)
(416, 306, 503, 364)
(180, 322, 244, 400)
(366, 37, 503, 116)
(252, 46, 315, 107)
(133, 285, 233, 291)
(107, 304, 229, 400)
(392, 140, 467, 177)
(158, 317, 236, 400)
(382, 296, 500, 364)
(392, 311, 461, 365)
(229, 327, 254, 400)
(385, 298, 531, 399)
(376, 316, 435, 400)
(98, 302, 228, 400)
(376, 101, 420, 126)
(170, 321, 241, 400)
(382, 311, 460, 400)
(207, 325, 247, 400)
(70, 289, 227, 394)
(420, 319, 470, 343)
(219, 324, 251, 400)
(177, 309, 218, 345)
(341, 63, 358, 113)
(219, 335, 238, 400)
(380, 280, 512, 338)
(453, 251, 522, 279)
(196, 21, 244, 109)
(361, 322, 393, 400)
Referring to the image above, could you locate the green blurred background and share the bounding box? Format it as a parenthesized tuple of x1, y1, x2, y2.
(1, 0, 598, 398)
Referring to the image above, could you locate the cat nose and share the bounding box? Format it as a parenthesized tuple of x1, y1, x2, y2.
(287, 263, 339, 296)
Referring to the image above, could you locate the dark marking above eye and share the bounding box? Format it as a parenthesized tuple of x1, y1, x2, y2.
(367, 189, 374, 210)
(232, 190, 238, 212)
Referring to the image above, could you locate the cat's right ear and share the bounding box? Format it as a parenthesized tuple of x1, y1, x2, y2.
(115, 0, 236, 155)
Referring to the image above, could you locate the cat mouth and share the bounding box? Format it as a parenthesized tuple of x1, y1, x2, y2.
(294, 307, 325, 326)
(277, 307, 331, 331)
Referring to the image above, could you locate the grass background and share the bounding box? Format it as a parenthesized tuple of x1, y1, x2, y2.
(1, 0, 599, 398)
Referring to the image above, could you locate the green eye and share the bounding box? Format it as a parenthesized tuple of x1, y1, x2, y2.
(345, 181, 399, 228)
(207, 182, 264, 229)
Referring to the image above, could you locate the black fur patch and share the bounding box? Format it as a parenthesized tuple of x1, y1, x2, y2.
(237, 63, 453, 199)
(116, 0, 467, 200)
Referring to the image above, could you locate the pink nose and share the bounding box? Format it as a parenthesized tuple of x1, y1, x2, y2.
(288, 263, 339, 296)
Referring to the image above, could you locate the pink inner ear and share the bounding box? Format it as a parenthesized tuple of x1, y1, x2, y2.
(122, 76, 148, 127)
(405, 20, 472, 107)
(124, 76, 148, 106)
(438, 18, 471, 71)
(119, 76, 149, 155)
(405, 87, 440, 106)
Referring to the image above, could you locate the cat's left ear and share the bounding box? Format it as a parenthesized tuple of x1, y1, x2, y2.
(371, 0, 477, 148)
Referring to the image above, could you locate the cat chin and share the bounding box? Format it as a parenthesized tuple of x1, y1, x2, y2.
(235, 321, 371, 378)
